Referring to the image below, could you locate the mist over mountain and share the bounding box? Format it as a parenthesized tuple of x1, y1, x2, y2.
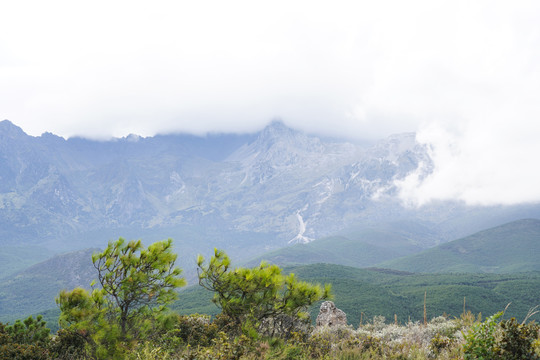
(1, 119, 540, 271)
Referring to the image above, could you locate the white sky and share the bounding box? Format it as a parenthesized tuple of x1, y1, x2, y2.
(1, 0, 540, 206)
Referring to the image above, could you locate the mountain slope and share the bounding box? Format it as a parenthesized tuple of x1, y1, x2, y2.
(0, 246, 54, 279)
(244, 224, 428, 268)
(0, 248, 97, 319)
(245, 235, 399, 268)
(170, 263, 540, 327)
(0, 120, 418, 249)
(379, 219, 540, 273)
(5, 257, 540, 328)
(3, 119, 540, 281)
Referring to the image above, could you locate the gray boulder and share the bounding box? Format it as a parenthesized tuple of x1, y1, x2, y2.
(316, 301, 347, 327)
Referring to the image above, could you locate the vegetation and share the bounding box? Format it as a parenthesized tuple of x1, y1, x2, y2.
(3, 308, 540, 359)
(171, 264, 540, 326)
(55, 238, 186, 359)
(0, 248, 97, 320)
(463, 310, 540, 359)
(4, 264, 540, 331)
(197, 249, 331, 338)
(4, 219, 540, 323)
(380, 219, 540, 273)
(0, 315, 51, 359)
(1, 237, 540, 359)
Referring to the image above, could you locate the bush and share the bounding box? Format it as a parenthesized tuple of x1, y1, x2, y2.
(430, 333, 453, 354)
(463, 312, 540, 360)
(0, 343, 50, 360)
(195, 331, 256, 360)
(3, 315, 50, 346)
(0, 317, 51, 360)
(49, 329, 87, 359)
(161, 314, 219, 349)
(462, 312, 502, 359)
(497, 317, 539, 359)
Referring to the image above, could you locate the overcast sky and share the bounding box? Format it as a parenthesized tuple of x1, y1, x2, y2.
(1, 1, 540, 206)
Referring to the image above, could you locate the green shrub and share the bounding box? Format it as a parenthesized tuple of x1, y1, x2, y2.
(463, 311, 502, 359)
(463, 311, 540, 360)
(430, 333, 453, 354)
(3, 315, 50, 346)
(161, 313, 219, 349)
(497, 317, 539, 360)
(49, 329, 87, 360)
(0, 317, 51, 360)
(0, 343, 50, 360)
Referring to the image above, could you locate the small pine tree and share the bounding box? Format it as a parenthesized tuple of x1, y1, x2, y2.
(57, 237, 186, 359)
(197, 248, 331, 338)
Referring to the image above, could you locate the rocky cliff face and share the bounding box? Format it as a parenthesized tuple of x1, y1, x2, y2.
(1, 119, 539, 254)
(0, 120, 423, 245)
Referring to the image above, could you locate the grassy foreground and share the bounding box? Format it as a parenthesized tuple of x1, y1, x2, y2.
(3, 310, 539, 359)
(128, 314, 470, 359)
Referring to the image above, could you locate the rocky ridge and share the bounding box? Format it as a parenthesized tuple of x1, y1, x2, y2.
(1, 119, 539, 258)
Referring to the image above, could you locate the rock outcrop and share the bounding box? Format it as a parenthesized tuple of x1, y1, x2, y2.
(316, 301, 347, 327)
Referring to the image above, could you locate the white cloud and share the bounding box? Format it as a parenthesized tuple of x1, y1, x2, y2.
(1, 0, 540, 204)
(397, 114, 540, 206)
(391, 1, 540, 206)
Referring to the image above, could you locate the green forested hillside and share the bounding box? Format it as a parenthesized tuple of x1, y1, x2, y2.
(4, 263, 540, 336)
(0, 229, 276, 322)
(379, 219, 540, 273)
(170, 264, 540, 327)
(3, 219, 540, 332)
(0, 249, 97, 320)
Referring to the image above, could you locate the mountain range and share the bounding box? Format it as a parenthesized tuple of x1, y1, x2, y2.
(2, 119, 540, 277)
(4, 120, 540, 256)
(1, 119, 540, 325)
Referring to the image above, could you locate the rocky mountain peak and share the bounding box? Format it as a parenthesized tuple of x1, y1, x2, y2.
(38, 132, 66, 146)
(0, 120, 27, 140)
(256, 120, 306, 148)
(260, 119, 293, 135)
(227, 121, 317, 163)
